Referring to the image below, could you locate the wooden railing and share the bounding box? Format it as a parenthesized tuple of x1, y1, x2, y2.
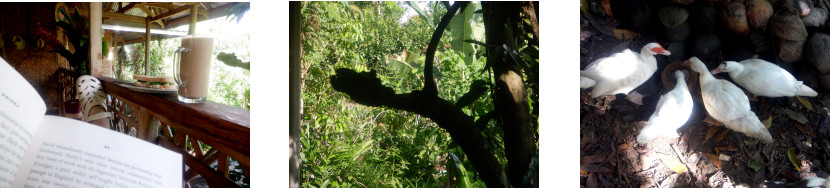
(97, 77, 250, 187)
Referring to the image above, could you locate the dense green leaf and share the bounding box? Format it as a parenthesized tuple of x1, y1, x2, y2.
(448, 3, 483, 66)
(450, 153, 471, 188)
(455, 80, 489, 108)
(407, 2, 434, 29)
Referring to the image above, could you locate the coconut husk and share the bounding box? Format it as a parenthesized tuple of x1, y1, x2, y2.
(588, 0, 608, 18)
(802, 6, 828, 27)
(796, 0, 813, 16)
(694, 6, 718, 33)
(721, 2, 750, 36)
(665, 22, 691, 41)
(691, 33, 722, 60)
(667, 41, 687, 63)
(746, 0, 773, 29)
(778, 38, 806, 63)
(794, 66, 819, 90)
(727, 46, 757, 61)
(818, 72, 830, 90)
(659, 6, 689, 29)
(749, 30, 772, 54)
(805, 32, 830, 73)
(770, 14, 808, 41)
(667, 0, 695, 6)
(661, 61, 701, 103)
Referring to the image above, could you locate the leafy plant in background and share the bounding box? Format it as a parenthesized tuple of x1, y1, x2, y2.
(114, 22, 251, 111)
(299, 1, 538, 187)
(37, 8, 89, 101)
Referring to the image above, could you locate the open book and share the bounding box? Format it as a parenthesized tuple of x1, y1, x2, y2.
(0, 59, 181, 187)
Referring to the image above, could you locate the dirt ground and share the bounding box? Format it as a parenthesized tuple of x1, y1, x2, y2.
(580, 14, 830, 187)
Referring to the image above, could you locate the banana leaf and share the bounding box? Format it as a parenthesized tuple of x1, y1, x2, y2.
(448, 3, 484, 66)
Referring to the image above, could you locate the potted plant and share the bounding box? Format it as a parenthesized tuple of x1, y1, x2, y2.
(37, 7, 89, 117)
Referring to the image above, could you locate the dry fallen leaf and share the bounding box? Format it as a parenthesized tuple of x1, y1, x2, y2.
(715, 146, 738, 154)
(704, 126, 719, 143)
(762, 115, 772, 129)
(581, 163, 613, 173)
(704, 115, 723, 126)
(581, 154, 607, 164)
(613, 28, 637, 40)
(704, 153, 723, 169)
(714, 130, 729, 142)
(796, 96, 814, 111)
(659, 153, 688, 174)
(794, 122, 817, 138)
(782, 108, 809, 124)
(587, 172, 598, 188)
(601, 0, 613, 19)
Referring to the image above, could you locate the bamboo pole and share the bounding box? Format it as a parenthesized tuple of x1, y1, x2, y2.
(145, 17, 150, 75)
(90, 2, 102, 76)
(189, 4, 198, 35)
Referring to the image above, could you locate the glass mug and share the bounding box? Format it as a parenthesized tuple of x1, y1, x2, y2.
(174, 35, 214, 103)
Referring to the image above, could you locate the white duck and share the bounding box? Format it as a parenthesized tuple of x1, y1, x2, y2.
(710, 59, 818, 97)
(581, 42, 671, 105)
(688, 57, 773, 143)
(637, 70, 694, 144)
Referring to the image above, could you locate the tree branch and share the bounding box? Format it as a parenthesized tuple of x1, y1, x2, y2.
(217, 52, 250, 70)
(424, 1, 468, 97)
(329, 68, 510, 188)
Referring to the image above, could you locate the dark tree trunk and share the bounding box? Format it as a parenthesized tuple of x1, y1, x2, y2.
(483, 2, 538, 187)
(289, 2, 302, 188)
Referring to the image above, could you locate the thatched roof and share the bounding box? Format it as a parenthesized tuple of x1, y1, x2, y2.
(76, 2, 249, 45)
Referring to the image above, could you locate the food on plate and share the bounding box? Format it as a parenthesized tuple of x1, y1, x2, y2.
(132, 75, 177, 90)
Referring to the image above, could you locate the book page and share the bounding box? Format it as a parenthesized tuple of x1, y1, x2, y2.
(0, 59, 47, 185)
(12, 116, 182, 188)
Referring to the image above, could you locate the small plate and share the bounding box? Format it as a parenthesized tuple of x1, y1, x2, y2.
(119, 83, 178, 94)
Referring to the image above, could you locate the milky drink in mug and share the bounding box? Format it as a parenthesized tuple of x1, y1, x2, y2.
(174, 36, 214, 103)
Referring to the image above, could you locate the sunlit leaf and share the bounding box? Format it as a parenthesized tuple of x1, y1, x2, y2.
(788, 148, 802, 171)
(407, 1, 434, 29)
(659, 153, 687, 174)
(448, 3, 483, 66)
(449, 153, 471, 188)
(352, 140, 373, 161)
(796, 96, 814, 111)
(386, 57, 414, 75)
